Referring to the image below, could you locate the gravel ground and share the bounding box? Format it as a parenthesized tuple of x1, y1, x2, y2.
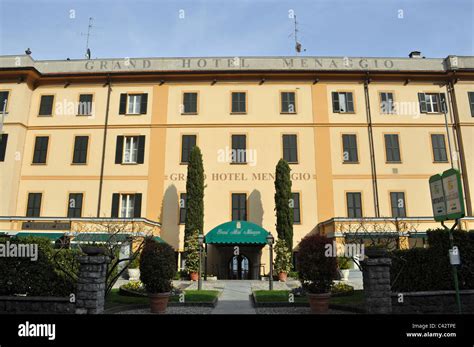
(115, 306, 214, 314)
(256, 307, 356, 314)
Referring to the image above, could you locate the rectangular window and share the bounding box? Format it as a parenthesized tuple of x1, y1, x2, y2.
(332, 92, 354, 113)
(431, 134, 448, 162)
(384, 134, 401, 162)
(39, 95, 54, 116)
(231, 134, 247, 164)
(119, 93, 148, 115)
(468, 92, 474, 117)
(418, 93, 446, 113)
(380, 92, 395, 114)
(346, 192, 362, 218)
(72, 136, 89, 164)
(390, 192, 406, 218)
(111, 193, 142, 218)
(179, 193, 187, 224)
(281, 92, 296, 113)
(78, 94, 93, 116)
(282, 134, 298, 163)
(0, 134, 8, 162)
(123, 136, 139, 164)
(183, 92, 198, 114)
(32, 136, 49, 164)
(0, 91, 9, 113)
(231, 193, 247, 221)
(292, 192, 301, 224)
(67, 193, 83, 218)
(181, 135, 197, 163)
(231, 92, 246, 113)
(26, 193, 42, 217)
(342, 134, 358, 163)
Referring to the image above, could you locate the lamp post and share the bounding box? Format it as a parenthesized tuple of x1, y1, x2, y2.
(198, 233, 204, 291)
(266, 234, 274, 291)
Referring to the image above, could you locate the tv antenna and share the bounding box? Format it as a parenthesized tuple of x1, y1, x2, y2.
(81, 17, 94, 59)
(289, 15, 305, 55)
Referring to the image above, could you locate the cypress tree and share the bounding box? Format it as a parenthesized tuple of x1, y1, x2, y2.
(184, 146, 205, 241)
(274, 159, 293, 250)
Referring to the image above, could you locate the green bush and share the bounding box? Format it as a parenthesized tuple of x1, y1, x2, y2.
(391, 229, 474, 291)
(337, 257, 351, 270)
(184, 233, 200, 274)
(274, 239, 292, 274)
(0, 236, 79, 296)
(297, 234, 338, 294)
(140, 238, 176, 293)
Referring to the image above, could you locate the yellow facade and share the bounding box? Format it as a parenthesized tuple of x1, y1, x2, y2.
(0, 55, 473, 278)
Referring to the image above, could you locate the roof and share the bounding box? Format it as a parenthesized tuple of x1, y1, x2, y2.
(0, 54, 473, 75)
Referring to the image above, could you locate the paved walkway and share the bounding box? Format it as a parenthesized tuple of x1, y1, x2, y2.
(211, 280, 256, 314)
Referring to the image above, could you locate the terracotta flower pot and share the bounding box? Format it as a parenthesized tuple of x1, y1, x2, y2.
(278, 272, 287, 282)
(189, 272, 199, 281)
(307, 292, 331, 313)
(149, 292, 171, 314)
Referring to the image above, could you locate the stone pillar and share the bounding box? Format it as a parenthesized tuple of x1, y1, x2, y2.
(361, 255, 392, 314)
(75, 255, 110, 314)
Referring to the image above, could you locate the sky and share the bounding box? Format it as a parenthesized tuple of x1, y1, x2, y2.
(0, 0, 473, 60)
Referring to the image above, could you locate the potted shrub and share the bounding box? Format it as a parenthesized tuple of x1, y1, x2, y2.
(298, 234, 338, 313)
(127, 255, 140, 281)
(184, 233, 200, 281)
(274, 239, 292, 282)
(140, 237, 176, 314)
(337, 257, 351, 281)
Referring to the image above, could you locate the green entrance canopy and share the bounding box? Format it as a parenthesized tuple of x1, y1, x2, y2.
(205, 221, 270, 245)
(16, 232, 64, 240)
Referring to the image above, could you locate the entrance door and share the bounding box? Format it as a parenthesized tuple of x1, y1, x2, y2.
(228, 254, 250, 280)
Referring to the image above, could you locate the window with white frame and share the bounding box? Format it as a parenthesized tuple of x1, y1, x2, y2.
(425, 93, 440, 113)
(127, 94, 142, 114)
(123, 136, 138, 163)
(120, 194, 135, 218)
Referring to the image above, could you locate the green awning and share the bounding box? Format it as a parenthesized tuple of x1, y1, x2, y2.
(205, 221, 270, 245)
(16, 232, 64, 240)
(153, 236, 165, 243)
(73, 233, 129, 243)
(409, 232, 427, 239)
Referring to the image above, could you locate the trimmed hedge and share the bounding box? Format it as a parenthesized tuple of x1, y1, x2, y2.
(0, 236, 79, 296)
(391, 229, 474, 291)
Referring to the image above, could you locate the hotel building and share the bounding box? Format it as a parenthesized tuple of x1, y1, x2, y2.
(0, 53, 473, 279)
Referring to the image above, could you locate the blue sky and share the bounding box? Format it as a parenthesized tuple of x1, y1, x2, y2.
(0, 0, 472, 60)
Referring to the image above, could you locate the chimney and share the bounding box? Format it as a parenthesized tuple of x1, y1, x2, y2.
(409, 51, 422, 59)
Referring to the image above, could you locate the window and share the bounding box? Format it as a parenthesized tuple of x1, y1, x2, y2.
(72, 136, 89, 164)
(111, 193, 142, 218)
(0, 91, 9, 113)
(231, 193, 247, 221)
(390, 192, 406, 218)
(468, 92, 474, 117)
(32, 136, 49, 164)
(281, 92, 296, 113)
(418, 93, 446, 113)
(332, 92, 354, 113)
(342, 134, 358, 163)
(119, 93, 148, 115)
(431, 134, 448, 162)
(26, 193, 42, 217)
(380, 92, 395, 114)
(179, 193, 187, 224)
(346, 192, 362, 218)
(231, 92, 246, 113)
(67, 193, 83, 218)
(181, 135, 197, 163)
(0, 134, 7, 162)
(384, 134, 401, 162)
(78, 94, 93, 116)
(282, 134, 298, 163)
(39, 95, 54, 116)
(231, 135, 247, 164)
(182, 92, 198, 114)
(115, 135, 145, 164)
(291, 192, 301, 224)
